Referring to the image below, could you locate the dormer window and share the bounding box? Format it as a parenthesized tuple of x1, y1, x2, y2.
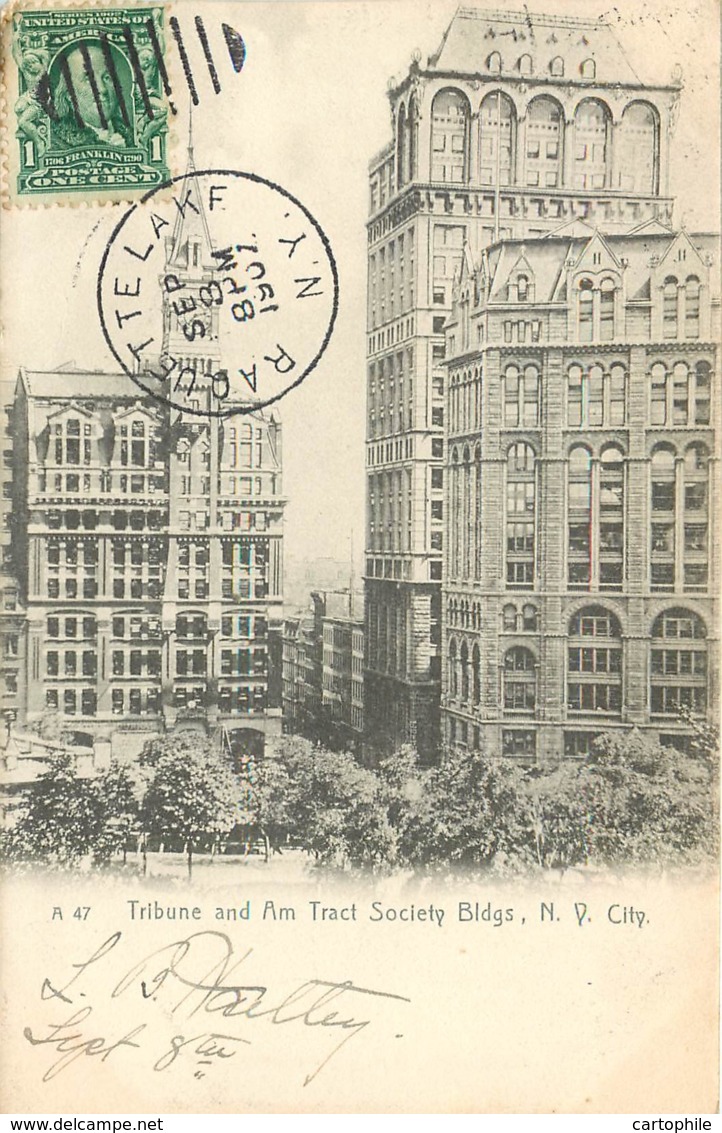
(580, 58, 596, 79)
(517, 274, 529, 301)
(52, 416, 91, 466)
(487, 51, 502, 73)
(549, 56, 564, 77)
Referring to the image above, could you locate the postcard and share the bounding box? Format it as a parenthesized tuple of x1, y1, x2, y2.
(0, 0, 719, 1115)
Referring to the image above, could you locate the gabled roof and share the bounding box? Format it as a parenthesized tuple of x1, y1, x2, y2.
(427, 7, 646, 85)
(21, 368, 144, 400)
(572, 230, 624, 274)
(480, 229, 719, 305)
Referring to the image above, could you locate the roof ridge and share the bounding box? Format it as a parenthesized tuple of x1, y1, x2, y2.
(455, 7, 610, 30)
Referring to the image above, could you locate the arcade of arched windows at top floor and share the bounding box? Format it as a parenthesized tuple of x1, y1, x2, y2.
(392, 84, 660, 197)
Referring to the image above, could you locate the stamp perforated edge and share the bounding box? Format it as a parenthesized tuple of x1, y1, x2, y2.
(0, 0, 184, 209)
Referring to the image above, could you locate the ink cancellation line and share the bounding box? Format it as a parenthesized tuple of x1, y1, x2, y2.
(34, 16, 247, 127)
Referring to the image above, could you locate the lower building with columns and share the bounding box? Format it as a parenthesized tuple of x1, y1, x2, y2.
(442, 221, 719, 760)
(4, 366, 284, 762)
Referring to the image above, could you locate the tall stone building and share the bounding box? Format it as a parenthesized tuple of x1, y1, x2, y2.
(443, 224, 719, 759)
(365, 5, 683, 758)
(3, 156, 284, 761)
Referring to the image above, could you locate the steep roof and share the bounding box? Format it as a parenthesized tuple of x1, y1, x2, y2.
(21, 369, 142, 400)
(483, 229, 719, 304)
(428, 7, 645, 85)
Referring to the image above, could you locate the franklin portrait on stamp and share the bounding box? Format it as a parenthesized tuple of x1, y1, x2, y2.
(10, 7, 169, 198)
(50, 41, 135, 150)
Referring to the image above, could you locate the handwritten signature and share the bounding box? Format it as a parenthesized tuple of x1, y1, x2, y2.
(23, 931, 410, 1087)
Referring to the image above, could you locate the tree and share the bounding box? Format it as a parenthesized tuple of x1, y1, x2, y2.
(2, 753, 105, 867)
(256, 736, 395, 869)
(139, 733, 241, 878)
(93, 759, 143, 865)
(380, 746, 534, 874)
(528, 729, 719, 871)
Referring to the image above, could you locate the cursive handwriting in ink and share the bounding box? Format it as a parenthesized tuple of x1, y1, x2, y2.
(40, 932, 122, 1005)
(112, 931, 410, 1086)
(25, 930, 410, 1088)
(23, 1004, 146, 1083)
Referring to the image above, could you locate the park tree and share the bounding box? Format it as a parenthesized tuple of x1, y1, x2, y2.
(93, 759, 143, 864)
(266, 736, 395, 869)
(379, 746, 534, 874)
(2, 753, 105, 867)
(139, 732, 241, 877)
(527, 728, 719, 871)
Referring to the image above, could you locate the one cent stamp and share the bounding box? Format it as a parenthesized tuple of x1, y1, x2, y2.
(8, 7, 170, 200)
(97, 168, 339, 416)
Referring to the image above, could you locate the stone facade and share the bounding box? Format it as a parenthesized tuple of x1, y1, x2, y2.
(1, 160, 285, 762)
(443, 226, 719, 759)
(364, 6, 681, 757)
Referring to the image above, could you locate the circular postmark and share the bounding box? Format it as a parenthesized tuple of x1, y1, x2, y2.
(97, 168, 339, 417)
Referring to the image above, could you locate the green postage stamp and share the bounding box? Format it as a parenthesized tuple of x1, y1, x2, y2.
(8, 7, 170, 201)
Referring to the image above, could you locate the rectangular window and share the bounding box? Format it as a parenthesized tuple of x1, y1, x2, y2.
(652, 482, 675, 511)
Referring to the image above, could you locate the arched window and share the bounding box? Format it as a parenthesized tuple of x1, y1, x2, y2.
(672, 361, 689, 425)
(506, 442, 536, 589)
(580, 58, 596, 79)
(599, 278, 615, 340)
(549, 56, 564, 77)
(503, 646, 536, 712)
(568, 446, 592, 588)
(504, 363, 540, 426)
(517, 274, 529, 301)
(617, 102, 658, 194)
(396, 104, 407, 189)
(472, 643, 481, 705)
(487, 51, 502, 74)
(479, 91, 516, 186)
(518, 53, 532, 75)
(653, 359, 712, 427)
(683, 443, 709, 591)
(460, 639, 470, 701)
(663, 277, 678, 339)
(503, 604, 518, 631)
(574, 99, 610, 189)
(693, 361, 711, 425)
(408, 97, 419, 179)
(685, 276, 700, 339)
(474, 445, 482, 581)
(650, 362, 668, 425)
(450, 446, 460, 577)
(650, 446, 676, 591)
(578, 279, 594, 341)
(599, 446, 624, 590)
(449, 637, 458, 697)
(526, 96, 563, 188)
(568, 606, 622, 715)
(651, 609, 707, 715)
(430, 88, 470, 183)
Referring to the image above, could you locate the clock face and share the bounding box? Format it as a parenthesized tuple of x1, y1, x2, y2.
(99, 169, 339, 418)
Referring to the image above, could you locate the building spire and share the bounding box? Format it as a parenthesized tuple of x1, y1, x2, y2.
(187, 102, 195, 169)
(167, 109, 213, 269)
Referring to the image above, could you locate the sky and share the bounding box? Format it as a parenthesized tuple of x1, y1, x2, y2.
(2, 0, 719, 567)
